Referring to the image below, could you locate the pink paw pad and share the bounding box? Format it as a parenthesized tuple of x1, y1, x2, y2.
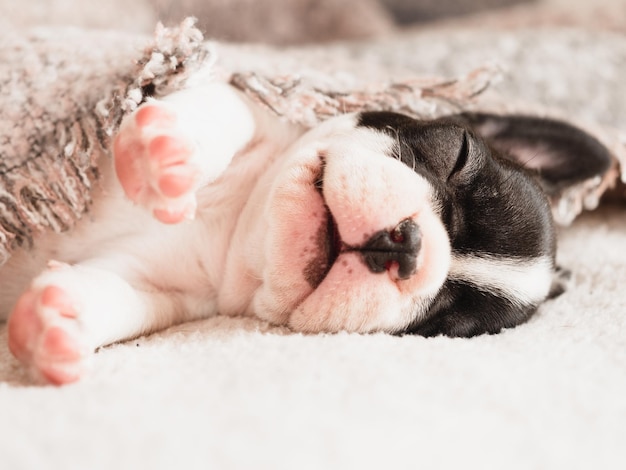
(41, 285, 77, 318)
(114, 103, 199, 224)
(7, 284, 86, 385)
(135, 105, 176, 128)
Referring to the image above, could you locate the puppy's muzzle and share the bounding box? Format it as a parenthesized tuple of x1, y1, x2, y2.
(360, 219, 422, 280)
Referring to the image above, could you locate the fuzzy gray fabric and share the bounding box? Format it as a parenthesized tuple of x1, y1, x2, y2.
(0, 29, 137, 263)
(0, 0, 394, 45)
(0, 21, 209, 264)
(152, 0, 395, 44)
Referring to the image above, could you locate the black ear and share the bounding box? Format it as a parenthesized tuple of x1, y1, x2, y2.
(456, 113, 612, 195)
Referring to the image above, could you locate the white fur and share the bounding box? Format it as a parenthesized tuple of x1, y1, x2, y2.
(0, 82, 554, 383)
(449, 254, 553, 306)
(0, 82, 453, 359)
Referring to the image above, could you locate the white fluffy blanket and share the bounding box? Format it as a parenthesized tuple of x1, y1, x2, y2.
(1, 207, 625, 468)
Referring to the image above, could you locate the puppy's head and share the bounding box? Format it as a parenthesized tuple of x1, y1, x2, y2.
(230, 111, 610, 337)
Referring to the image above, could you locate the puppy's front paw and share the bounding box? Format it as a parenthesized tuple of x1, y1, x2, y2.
(8, 274, 88, 385)
(114, 103, 200, 224)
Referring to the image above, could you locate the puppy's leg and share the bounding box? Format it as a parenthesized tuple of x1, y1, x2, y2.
(7, 261, 196, 385)
(113, 82, 257, 223)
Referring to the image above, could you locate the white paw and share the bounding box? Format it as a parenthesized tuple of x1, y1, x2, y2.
(7, 263, 90, 385)
(113, 103, 201, 224)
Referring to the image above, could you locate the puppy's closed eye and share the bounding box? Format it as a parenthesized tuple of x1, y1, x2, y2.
(359, 110, 611, 337)
(447, 129, 470, 180)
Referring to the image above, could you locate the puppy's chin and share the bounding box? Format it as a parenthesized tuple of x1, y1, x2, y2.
(247, 129, 452, 334)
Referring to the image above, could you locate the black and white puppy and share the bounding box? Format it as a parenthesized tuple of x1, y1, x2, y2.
(0, 83, 610, 384)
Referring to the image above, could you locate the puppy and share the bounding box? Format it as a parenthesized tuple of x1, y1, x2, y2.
(0, 82, 610, 384)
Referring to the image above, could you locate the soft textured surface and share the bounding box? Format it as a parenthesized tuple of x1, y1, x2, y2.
(0, 20, 209, 263)
(0, 0, 394, 44)
(2, 1, 626, 469)
(424, 0, 626, 34)
(1, 206, 625, 468)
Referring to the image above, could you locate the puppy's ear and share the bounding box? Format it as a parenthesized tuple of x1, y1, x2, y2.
(457, 113, 612, 195)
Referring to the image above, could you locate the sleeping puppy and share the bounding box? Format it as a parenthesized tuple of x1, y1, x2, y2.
(0, 83, 610, 384)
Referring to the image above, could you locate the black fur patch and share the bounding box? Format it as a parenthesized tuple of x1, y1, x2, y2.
(357, 111, 609, 337)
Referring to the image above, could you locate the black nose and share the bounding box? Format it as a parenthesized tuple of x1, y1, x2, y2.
(360, 219, 422, 280)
